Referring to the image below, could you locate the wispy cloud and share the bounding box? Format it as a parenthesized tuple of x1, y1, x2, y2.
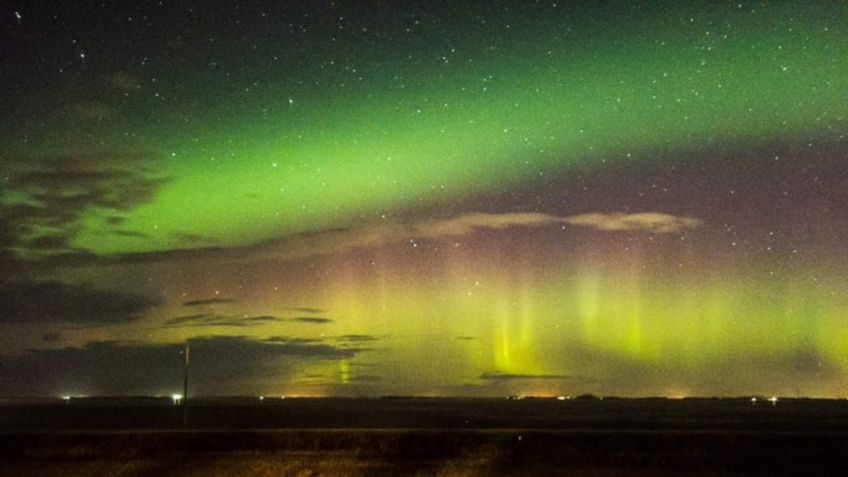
(182, 297, 239, 307)
(293, 317, 334, 324)
(163, 314, 334, 328)
(563, 212, 702, 233)
(411, 212, 568, 237)
(264, 336, 323, 344)
(111, 230, 149, 238)
(479, 372, 575, 381)
(285, 307, 325, 314)
(335, 334, 379, 343)
(163, 314, 282, 328)
(29, 211, 702, 269)
(241, 212, 702, 262)
(411, 211, 701, 237)
(0, 152, 164, 261)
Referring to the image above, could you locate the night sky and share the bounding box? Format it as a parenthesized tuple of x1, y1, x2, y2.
(1, 1, 846, 398)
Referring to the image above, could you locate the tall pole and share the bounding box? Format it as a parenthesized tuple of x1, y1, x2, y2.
(182, 340, 189, 429)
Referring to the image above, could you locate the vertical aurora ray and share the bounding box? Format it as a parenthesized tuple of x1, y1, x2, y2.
(124, 227, 846, 396)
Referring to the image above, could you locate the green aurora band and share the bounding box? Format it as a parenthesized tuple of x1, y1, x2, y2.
(61, 4, 846, 255)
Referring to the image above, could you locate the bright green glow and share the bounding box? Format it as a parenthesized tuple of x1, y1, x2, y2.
(59, 241, 837, 396)
(69, 7, 847, 254)
(294, 257, 848, 395)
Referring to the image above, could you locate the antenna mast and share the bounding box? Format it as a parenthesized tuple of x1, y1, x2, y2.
(182, 340, 189, 429)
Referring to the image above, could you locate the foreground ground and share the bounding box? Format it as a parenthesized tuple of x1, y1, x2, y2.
(1, 397, 847, 475)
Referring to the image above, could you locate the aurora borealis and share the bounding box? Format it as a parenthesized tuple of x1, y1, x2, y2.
(1, 1, 846, 397)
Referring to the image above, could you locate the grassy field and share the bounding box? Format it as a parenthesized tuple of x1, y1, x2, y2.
(1, 398, 847, 475)
(3, 428, 847, 476)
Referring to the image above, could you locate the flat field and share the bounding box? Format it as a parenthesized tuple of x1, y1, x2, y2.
(1, 397, 846, 476)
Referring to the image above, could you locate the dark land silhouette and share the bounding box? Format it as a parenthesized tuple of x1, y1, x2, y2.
(2, 396, 847, 475)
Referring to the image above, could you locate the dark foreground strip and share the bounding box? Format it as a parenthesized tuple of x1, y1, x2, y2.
(1, 429, 847, 475)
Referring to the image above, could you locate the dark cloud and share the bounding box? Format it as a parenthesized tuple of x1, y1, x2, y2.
(41, 332, 62, 343)
(0, 152, 165, 260)
(287, 307, 325, 314)
(188, 335, 365, 361)
(184, 336, 371, 394)
(10, 227, 352, 270)
(163, 314, 283, 328)
(163, 314, 333, 328)
(237, 316, 282, 325)
(182, 297, 239, 307)
(0, 336, 371, 396)
(264, 336, 323, 344)
(111, 230, 149, 238)
(293, 316, 333, 324)
(0, 341, 182, 397)
(24, 234, 69, 250)
(335, 334, 379, 343)
(0, 280, 159, 325)
(479, 372, 575, 381)
(170, 231, 213, 245)
(163, 313, 210, 325)
(262, 335, 378, 354)
(456, 336, 475, 341)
